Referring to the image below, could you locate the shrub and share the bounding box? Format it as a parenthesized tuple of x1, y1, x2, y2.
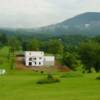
(96, 76, 100, 80)
(40, 71, 44, 74)
(47, 74, 53, 79)
(62, 52, 79, 70)
(37, 74, 60, 84)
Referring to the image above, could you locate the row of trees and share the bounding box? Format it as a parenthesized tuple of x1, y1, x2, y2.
(22, 39, 64, 55)
(0, 33, 100, 72)
(63, 40, 100, 73)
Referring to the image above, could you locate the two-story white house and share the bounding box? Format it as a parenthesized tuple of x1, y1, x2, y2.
(25, 51, 55, 67)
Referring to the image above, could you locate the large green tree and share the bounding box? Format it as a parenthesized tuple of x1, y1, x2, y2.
(27, 39, 40, 51)
(8, 37, 21, 69)
(62, 52, 79, 70)
(0, 33, 8, 45)
(79, 41, 100, 72)
(47, 39, 64, 55)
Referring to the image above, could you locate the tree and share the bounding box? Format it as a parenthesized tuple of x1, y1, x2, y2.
(0, 33, 8, 45)
(62, 52, 79, 70)
(39, 41, 48, 52)
(79, 41, 100, 72)
(27, 39, 40, 51)
(92, 35, 100, 43)
(8, 37, 21, 52)
(47, 39, 64, 55)
(8, 37, 21, 70)
(22, 41, 29, 51)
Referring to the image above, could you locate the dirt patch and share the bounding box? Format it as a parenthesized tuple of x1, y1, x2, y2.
(16, 56, 71, 72)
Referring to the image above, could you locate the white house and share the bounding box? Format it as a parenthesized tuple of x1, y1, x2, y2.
(25, 51, 55, 67)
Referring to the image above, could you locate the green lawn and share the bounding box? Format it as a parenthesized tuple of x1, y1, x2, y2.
(0, 46, 100, 100)
(0, 71, 100, 100)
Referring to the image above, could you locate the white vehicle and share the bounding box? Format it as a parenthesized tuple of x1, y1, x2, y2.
(0, 69, 6, 75)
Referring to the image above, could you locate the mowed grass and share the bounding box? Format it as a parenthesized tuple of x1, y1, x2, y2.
(0, 46, 100, 100)
(0, 71, 100, 100)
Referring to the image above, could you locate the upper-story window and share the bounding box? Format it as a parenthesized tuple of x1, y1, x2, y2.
(39, 57, 42, 60)
(29, 57, 32, 61)
(33, 57, 36, 60)
(29, 52, 31, 55)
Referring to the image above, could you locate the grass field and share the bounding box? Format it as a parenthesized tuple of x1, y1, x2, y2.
(0, 46, 100, 100)
(0, 71, 100, 100)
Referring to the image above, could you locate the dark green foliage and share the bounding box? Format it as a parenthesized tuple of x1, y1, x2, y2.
(21, 34, 88, 56)
(22, 41, 29, 51)
(8, 36, 21, 52)
(7, 36, 21, 70)
(92, 35, 100, 43)
(1, 27, 100, 73)
(47, 74, 53, 79)
(40, 71, 44, 74)
(39, 41, 48, 52)
(47, 39, 64, 55)
(62, 52, 79, 70)
(96, 76, 100, 80)
(21, 39, 40, 51)
(79, 41, 100, 72)
(37, 74, 60, 84)
(0, 33, 8, 46)
(26, 39, 40, 51)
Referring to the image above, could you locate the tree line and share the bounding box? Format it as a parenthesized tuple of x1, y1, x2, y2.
(0, 32, 100, 72)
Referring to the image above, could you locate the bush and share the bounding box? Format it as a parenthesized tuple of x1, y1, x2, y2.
(37, 74, 60, 84)
(96, 76, 100, 80)
(79, 41, 100, 72)
(61, 71, 83, 78)
(62, 52, 79, 70)
(40, 71, 44, 74)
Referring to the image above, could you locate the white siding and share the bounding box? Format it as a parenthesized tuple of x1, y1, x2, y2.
(44, 56, 55, 66)
(25, 51, 44, 67)
(25, 51, 55, 67)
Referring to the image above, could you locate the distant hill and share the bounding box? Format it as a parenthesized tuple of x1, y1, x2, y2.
(35, 12, 100, 36)
(0, 12, 100, 36)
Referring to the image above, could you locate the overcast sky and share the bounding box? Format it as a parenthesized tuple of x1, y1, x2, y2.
(0, 0, 100, 28)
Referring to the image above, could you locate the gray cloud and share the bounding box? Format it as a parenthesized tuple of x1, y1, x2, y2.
(0, 0, 100, 28)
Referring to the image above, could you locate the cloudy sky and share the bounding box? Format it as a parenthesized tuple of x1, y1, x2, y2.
(0, 0, 100, 28)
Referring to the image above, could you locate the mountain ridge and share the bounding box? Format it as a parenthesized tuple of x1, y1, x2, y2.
(35, 12, 100, 35)
(0, 12, 100, 36)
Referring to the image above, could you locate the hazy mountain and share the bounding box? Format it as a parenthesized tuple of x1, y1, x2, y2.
(35, 12, 100, 36)
(0, 12, 100, 36)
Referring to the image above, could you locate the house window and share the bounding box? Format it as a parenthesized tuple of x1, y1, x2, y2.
(39, 62, 41, 65)
(29, 58, 32, 61)
(34, 62, 36, 65)
(39, 57, 42, 60)
(33, 57, 36, 60)
(29, 62, 32, 66)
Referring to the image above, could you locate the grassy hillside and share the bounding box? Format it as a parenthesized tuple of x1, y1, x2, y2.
(0, 71, 100, 100)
